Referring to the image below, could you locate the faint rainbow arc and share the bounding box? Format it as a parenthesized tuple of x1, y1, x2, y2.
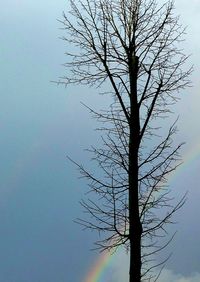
(84, 250, 115, 282)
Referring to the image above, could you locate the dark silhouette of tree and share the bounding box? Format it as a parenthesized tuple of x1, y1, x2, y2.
(59, 0, 191, 281)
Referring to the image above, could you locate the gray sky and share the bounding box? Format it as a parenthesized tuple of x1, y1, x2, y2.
(0, 0, 200, 281)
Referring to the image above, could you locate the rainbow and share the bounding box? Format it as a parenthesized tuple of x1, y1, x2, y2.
(83, 141, 200, 282)
(84, 250, 115, 282)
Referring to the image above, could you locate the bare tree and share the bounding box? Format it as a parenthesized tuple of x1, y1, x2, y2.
(59, 0, 191, 281)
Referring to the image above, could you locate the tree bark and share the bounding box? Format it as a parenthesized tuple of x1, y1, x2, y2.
(129, 55, 142, 282)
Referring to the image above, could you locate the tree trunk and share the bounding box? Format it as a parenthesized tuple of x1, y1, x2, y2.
(129, 148, 142, 282)
(129, 55, 142, 282)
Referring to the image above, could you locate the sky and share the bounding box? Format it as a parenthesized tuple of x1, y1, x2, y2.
(0, 0, 199, 281)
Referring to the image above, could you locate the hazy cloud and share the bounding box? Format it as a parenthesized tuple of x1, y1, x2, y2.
(108, 250, 200, 282)
(160, 269, 200, 282)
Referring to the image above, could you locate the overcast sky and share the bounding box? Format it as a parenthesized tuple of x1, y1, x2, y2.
(0, 0, 200, 281)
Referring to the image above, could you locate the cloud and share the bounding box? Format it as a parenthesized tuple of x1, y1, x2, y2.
(160, 269, 200, 282)
(106, 249, 129, 282)
(107, 249, 200, 282)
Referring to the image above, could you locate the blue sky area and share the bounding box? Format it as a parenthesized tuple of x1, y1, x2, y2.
(0, 0, 200, 281)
